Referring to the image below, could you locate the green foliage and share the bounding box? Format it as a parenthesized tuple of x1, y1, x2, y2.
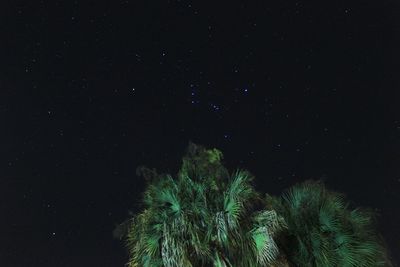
(270, 181, 391, 267)
(124, 143, 285, 267)
(119, 144, 392, 267)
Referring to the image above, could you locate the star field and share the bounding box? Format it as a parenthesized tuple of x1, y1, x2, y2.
(1, 0, 400, 266)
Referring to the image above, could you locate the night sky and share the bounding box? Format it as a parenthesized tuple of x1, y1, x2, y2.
(1, 0, 400, 266)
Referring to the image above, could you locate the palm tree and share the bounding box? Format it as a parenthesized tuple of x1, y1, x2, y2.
(124, 143, 286, 267)
(119, 144, 391, 266)
(268, 181, 391, 267)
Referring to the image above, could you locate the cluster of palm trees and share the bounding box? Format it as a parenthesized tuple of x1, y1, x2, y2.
(116, 143, 392, 267)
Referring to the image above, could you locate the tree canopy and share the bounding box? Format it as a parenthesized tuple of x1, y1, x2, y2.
(117, 143, 392, 267)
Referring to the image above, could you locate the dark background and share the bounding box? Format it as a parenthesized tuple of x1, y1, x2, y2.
(1, 0, 400, 266)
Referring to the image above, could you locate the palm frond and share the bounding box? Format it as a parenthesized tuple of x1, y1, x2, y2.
(252, 226, 279, 265)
